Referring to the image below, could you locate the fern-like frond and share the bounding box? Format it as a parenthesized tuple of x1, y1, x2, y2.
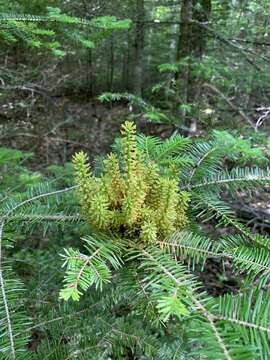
(131, 245, 201, 311)
(190, 191, 267, 251)
(98, 92, 148, 108)
(228, 246, 270, 278)
(0, 14, 48, 22)
(187, 316, 256, 359)
(154, 341, 187, 360)
(0, 183, 78, 218)
(221, 234, 270, 251)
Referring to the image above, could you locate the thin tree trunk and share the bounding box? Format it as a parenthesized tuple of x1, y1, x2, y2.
(126, 29, 131, 91)
(176, 0, 211, 132)
(133, 0, 145, 96)
(190, 0, 211, 115)
(87, 49, 94, 98)
(176, 0, 192, 123)
(109, 35, 114, 91)
(122, 29, 132, 91)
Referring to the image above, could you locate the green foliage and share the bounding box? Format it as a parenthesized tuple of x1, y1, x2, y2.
(0, 6, 131, 55)
(98, 91, 148, 108)
(214, 288, 270, 359)
(58, 121, 270, 359)
(158, 63, 179, 73)
(0, 265, 32, 360)
(0, 148, 42, 202)
(214, 130, 268, 165)
(1, 0, 270, 358)
(0, 128, 269, 359)
(98, 92, 170, 123)
(60, 235, 123, 301)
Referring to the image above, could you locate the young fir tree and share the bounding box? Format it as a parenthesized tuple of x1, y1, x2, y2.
(58, 121, 270, 359)
(1, 122, 270, 359)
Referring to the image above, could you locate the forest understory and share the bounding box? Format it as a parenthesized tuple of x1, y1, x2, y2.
(1, 1, 270, 360)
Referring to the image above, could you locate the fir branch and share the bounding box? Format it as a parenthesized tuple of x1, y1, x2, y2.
(160, 231, 270, 279)
(185, 167, 270, 191)
(0, 270, 15, 360)
(213, 315, 270, 334)
(139, 247, 232, 360)
(6, 214, 81, 222)
(1, 185, 78, 221)
(0, 185, 77, 358)
(192, 192, 270, 251)
(0, 221, 15, 360)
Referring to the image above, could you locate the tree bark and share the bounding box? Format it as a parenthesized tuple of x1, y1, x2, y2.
(176, 0, 192, 123)
(87, 49, 95, 98)
(108, 35, 115, 91)
(176, 0, 211, 131)
(133, 0, 145, 96)
(122, 30, 131, 91)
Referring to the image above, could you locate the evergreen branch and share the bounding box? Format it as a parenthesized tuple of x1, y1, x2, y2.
(139, 247, 232, 360)
(137, 278, 166, 326)
(60, 235, 124, 301)
(213, 315, 270, 334)
(153, 136, 191, 163)
(0, 186, 77, 358)
(192, 192, 270, 250)
(74, 249, 102, 291)
(0, 265, 32, 359)
(160, 231, 270, 278)
(221, 234, 270, 253)
(98, 317, 150, 344)
(1, 185, 78, 220)
(6, 214, 82, 222)
(185, 167, 270, 190)
(0, 14, 48, 22)
(0, 13, 89, 26)
(211, 289, 270, 357)
(137, 135, 162, 160)
(181, 141, 224, 186)
(188, 145, 218, 184)
(0, 221, 15, 360)
(0, 267, 15, 360)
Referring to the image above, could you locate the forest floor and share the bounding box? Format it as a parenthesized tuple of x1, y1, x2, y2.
(1, 96, 177, 166)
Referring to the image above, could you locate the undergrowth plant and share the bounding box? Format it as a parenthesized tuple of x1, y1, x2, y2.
(60, 121, 270, 359)
(0, 122, 270, 359)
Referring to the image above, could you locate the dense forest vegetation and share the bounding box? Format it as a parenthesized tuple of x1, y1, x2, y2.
(0, 1, 270, 359)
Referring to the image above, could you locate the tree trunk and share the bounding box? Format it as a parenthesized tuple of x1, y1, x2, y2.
(133, 0, 145, 96)
(122, 30, 131, 91)
(87, 49, 95, 98)
(109, 35, 114, 91)
(175, 0, 192, 124)
(176, 0, 211, 131)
